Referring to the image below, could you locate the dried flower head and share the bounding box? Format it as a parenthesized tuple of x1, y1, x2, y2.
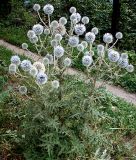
(46, 54, 53, 64)
(33, 62, 45, 72)
(44, 28, 50, 35)
(51, 39, 58, 47)
(69, 7, 76, 14)
(97, 44, 104, 52)
(82, 16, 89, 24)
(19, 86, 27, 95)
(55, 34, 62, 41)
(50, 20, 59, 28)
(43, 57, 49, 66)
(9, 63, 17, 74)
(91, 27, 99, 35)
(59, 17, 67, 25)
(53, 24, 66, 35)
(115, 32, 123, 39)
(63, 57, 72, 67)
(22, 43, 28, 50)
(27, 30, 36, 39)
(51, 80, 59, 89)
(33, 4, 41, 11)
(103, 33, 113, 44)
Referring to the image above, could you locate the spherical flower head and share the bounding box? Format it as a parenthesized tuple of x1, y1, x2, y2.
(33, 61, 45, 72)
(85, 32, 95, 43)
(29, 66, 38, 77)
(77, 44, 85, 52)
(46, 54, 53, 64)
(19, 86, 27, 95)
(59, 17, 67, 25)
(68, 36, 79, 47)
(69, 7, 76, 14)
(11, 55, 21, 66)
(22, 43, 28, 50)
(51, 80, 59, 89)
(82, 55, 93, 67)
(9, 63, 17, 74)
(43, 4, 54, 15)
(33, 4, 41, 12)
(20, 60, 32, 71)
(36, 72, 48, 85)
(63, 57, 72, 67)
(44, 28, 50, 35)
(108, 50, 120, 62)
(29, 36, 38, 44)
(90, 50, 94, 56)
(54, 46, 64, 58)
(118, 58, 129, 68)
(51, 39, 58, 47)
(43, 57, 49, 66)
(91, 27, 99, 35)
(97, 44, 104, 52)
(126, 64, 134, 73)
(50, 20, 59, 28)
(27, 30, 36, 39)
(74, 24, 86, 35)
(70, 13, 81, 23)
(53, 24, 66, 35)
(103, 33, 113, 44)
(82, 16, 89, 24)
(115, 32, 123, 39)
(55, 34, 62, 41)
(121, 53, 128, 59)
(81, 41, 88, 48)
(32, 24, 44, 35)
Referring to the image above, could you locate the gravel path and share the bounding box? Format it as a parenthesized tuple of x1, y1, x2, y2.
(0, 39, 136, 105)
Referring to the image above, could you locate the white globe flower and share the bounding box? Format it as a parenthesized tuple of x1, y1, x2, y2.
(74, 24, 86, 35)
(33, 62, 45, 72)
(121, 53, 128, 59)
(63, 57, 72, 67)
(115, 32, 123, 39)
(103, 33, 113, 44)
(46, 54, 53, 64)
(70, 13, 81, 22)
(81, 41, 88, 48)
(69, 7, 76, 14)
(20, 60, 32, 71)
(126, 64, 134, 72)
(51, 39, 58, 47)
(22, 43, 28, 50)
(19, 86, 27, 95)
(29, 36, 38, 44)
(55, 34, 62, 41)
(77, 44, 85, 52)
(85, 32, 95, 43)
(51, 80, 59, 89)
(68, 36, 79, 47)
(108, 50, 120, 62)
(33, 4, 41, 12)
(29, 66, 38, 77)
(9, 64, 17, 74)
(11, 55, 21, 66)
(36, 72, 48, 85)
(59, 17, 67, 25)
(44, 28, 50, 35)
(82, 16, 89, 24)
(27, 30, 36, 39)
(82, 55, 93, 67)
(50, 20, 59, 28)
(43, 4, 54, 15)
(97, 44, 104, 52)
(32, 24, 44, 35)
(43, 57, 49, 66)
(91, 27, 99, 35)
(54, 46, 64, 58)
(118, 58, 129, 68)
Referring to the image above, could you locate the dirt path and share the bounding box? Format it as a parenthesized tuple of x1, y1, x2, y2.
(0, 39, 136, 105)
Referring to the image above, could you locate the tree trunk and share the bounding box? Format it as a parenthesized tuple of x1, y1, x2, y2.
(111, 0, 121, 35)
